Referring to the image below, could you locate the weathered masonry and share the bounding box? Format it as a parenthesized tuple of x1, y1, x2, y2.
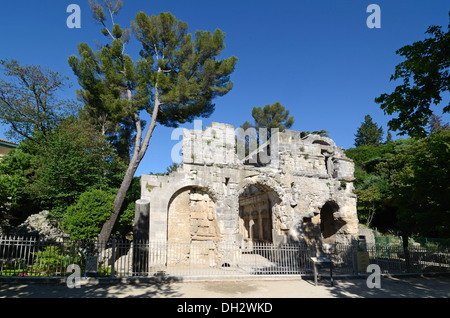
(136, 122, 359, 250)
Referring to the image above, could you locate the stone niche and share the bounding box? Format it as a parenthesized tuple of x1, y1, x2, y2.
(168, 187, 219, 243)
(239, 186, 276, 244)
(139, 122, 359, 247)
(167, 187, 219, 265)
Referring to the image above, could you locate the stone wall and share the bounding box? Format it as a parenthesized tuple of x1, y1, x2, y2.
(139, 122, 359, 246)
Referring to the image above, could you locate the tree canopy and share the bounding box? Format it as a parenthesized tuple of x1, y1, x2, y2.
(247, 102, 294, 132)
(0, 59, 76, 142)
(354, 114, 384, 147)
(69, 1, 237, 241)
(375, 12, 450, 138)
(346, 128, 450, 238)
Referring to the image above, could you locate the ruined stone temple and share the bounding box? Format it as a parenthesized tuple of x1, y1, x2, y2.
(136, 122, 359, 248)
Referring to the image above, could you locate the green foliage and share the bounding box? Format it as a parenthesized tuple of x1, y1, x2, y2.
(300, 130, 330, 138)
(70, 4, 237, 241)
(132, 11, 238, 127)
(0, 173, 29, 225)
(62, 189, 116, 240)
(239, 102, 295, 158)
(347, 137, 414, 227)
(0, 117, 127, 228)
(62, 178, 138, 240)
(0, 148, 40, 226)
(116, 176, 141, 237)
(391, 130, 450, 237)
(347, 130, 450, 238)
(249, 102, 294, 132)
(240, 102, 330, 140)
(31, 246, 83, 276)
(375, 12, 450, 137)
(27, 118, 123, 218)
(149, 162, 180, 176)
(427, 114, 449, 134)
(354, 115, 384, 147)
(353, 186, 382, 226)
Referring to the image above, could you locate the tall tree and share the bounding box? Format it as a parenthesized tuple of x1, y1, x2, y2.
(71, 0, 136, 162)
(69, 1, 237, 242)
(354, 115, 384, 147)
(0, 60, 75, 142)
(239, 102, 294, 145)
(250, 102, 294, 132)
(392, 130, 450, 238)
(26, 118, 119, 218)
(375, 12, 450, 138)
(240, 102, 329, 139)
(427, 113, 449, 133)
(0, 117, 120, 227)
(238, 102, 294, 163)
(385, 131, 393, 144)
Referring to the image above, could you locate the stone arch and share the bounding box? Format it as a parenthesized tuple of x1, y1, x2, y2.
(167, 184, 217, 210)
(166, 181, 219, 211)
(303, 199, 344, 245)
(236, 175, 285, 200)
(237, 176, 284, 244)
(167, 185, 220, 244)
(319, 200, 341, 244)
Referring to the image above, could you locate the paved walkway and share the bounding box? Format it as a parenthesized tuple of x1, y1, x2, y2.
(0, 275, 449, 298)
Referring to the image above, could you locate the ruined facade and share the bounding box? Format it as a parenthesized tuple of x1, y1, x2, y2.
(137, 122, 358, 249)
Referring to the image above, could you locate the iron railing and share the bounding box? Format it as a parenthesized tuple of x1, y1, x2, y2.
(1, 236, 449, 279)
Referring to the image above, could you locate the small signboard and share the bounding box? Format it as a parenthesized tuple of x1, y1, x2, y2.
(357, 251, 370, 272)
(85, 255, 98, 277)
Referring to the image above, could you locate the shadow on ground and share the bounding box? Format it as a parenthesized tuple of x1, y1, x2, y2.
(0, 282, 183, 298)
(0, 274, 184, 298)
(303, 275, 450, 298)
(1, 275, 449, 298)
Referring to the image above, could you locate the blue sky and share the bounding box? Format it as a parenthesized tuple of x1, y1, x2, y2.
(1, 0, 449, 177)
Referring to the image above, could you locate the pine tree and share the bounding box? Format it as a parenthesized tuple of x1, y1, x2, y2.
(427, 113, 449, 133)
(385, 131, 393, 144)
(69, 2, 237, 242)
(250, 102, 294, 132)
(354, 115, 384, 147)
(238, 102, 294, 162)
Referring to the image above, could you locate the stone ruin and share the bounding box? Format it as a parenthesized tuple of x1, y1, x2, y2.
(135, 122, 359, 252)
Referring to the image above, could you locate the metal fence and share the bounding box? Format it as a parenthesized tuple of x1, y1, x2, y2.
(375, 236, 450, 249)
(1, 236, 449, 279)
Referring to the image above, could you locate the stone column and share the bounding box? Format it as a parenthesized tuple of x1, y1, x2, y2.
(249, 217, 255, 241)
(258, 211, 264, 242)
(133, 199, 150, 276)
(134, 199, 150, 241)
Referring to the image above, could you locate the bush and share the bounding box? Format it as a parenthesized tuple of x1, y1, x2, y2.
(62, 187, 137, 240)
(62, 190, 116, 240)
(31, 245, 83, 276)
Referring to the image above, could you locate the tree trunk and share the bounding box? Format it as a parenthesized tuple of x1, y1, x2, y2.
(97, 81, 161, 243)
(97, 153, 142, 243)
(401, 231, 410, 271)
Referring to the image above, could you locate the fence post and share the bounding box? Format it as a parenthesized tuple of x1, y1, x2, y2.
(352, 240, 359, 275)
(110, 235, 116, 278)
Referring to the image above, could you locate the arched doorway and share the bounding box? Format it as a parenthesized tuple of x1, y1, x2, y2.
(167, 186, 218, 242)
(304, 200, 341, 245)
(167, 186, 219, 265)
(320, 201, 340, 244)
(238, 184, 280, 244)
